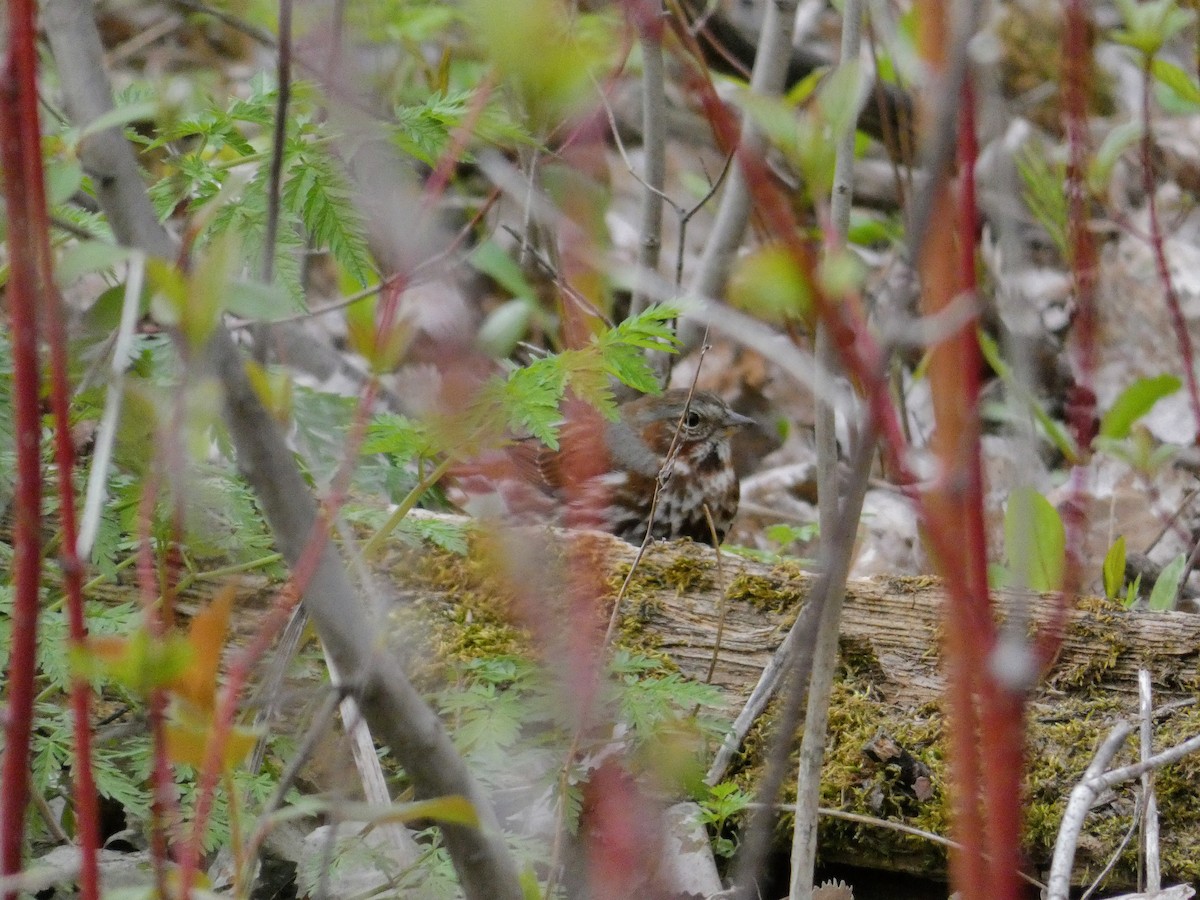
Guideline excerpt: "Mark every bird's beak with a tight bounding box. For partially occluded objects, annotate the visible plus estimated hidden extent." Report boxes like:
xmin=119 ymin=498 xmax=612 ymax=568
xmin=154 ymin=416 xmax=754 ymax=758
xmin=723 ymin=409 xmax=756 ymax=430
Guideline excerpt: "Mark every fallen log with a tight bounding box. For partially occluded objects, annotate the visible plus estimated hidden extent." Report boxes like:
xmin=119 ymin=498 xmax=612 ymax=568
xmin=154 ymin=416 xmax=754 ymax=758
xmin=85 ymin=511 xmax=1200 ymax=889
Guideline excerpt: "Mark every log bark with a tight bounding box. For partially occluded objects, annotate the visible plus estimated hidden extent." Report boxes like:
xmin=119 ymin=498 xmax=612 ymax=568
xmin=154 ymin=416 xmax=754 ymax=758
xmin=86 ymin=511 xmax=1200 ymax=889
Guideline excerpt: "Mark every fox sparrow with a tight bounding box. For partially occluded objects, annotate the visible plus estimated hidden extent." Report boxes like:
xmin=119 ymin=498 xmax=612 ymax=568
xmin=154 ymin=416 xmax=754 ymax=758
xmin=452 ymin=389 xmax=753 ymax=545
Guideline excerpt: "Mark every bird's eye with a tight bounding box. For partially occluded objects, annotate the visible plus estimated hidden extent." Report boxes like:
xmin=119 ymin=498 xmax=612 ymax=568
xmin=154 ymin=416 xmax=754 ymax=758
xmin=684 ymin=410 xmax=702 ymax=429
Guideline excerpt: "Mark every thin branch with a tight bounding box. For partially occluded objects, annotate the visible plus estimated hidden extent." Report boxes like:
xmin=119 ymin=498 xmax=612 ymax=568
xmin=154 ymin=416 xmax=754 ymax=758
xmin=1049 ymin=722 xmax=1200 ymax=900
xmin=689 ymin=0 xmax=800 ymax=305
xmin=629 ymin=4 xmax=668 ymax=326
xmin=261 ymin=0 xmax=293 ymax=288
xmin=1138 ymin=667 xmax=1161 ymax=894
xmin=1047 ymin=722 xmax=1136 ymax=900
xmin=789 ymin=0 xmax=864 ymax=889
xmin=1139 ymin=54 xmax=1200 ymax=436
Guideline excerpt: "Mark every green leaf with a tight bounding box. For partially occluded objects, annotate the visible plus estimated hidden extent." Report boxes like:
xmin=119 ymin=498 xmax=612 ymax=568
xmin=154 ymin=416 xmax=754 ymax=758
xmin=1089 ymin=121 xmax=1144 ymax=193
xmin=76 ymin=100 xmax=160 ymax=142
xmin=478 ymin=298 xmax=534 ymax=357
xmin=56 ymin=241 xmax=135 ymax=286
xmin=225 ymin=279 xmax=301 ymax=320
xmin=1099 ymin=374 xmax=1181 ymax=439
xmin=1102 ymin=536 xmax=1127 ymax=599
xmin=1112 ymin=0 xmax=1195 ymax=57
xmin=469 ymin=240 xmax=537 ymax=300
xmin=1148 ymin=552 xmax=1187 ymax=611
xmin=596 ymin=304 xmax=680 ymax=394
xmin=978 ymin=331 xmax=1079 ymax=462
xmin=280 ymin=144 xmax=373 ymax=288
xmin=465 ymin=0 xmax=612 ymax=124
xmin=1004 ymin=486 xmax=1065 ymax=592
xmin=814 ymin=58 xmax=867 ymax=146
xmin=728 ymin=245 xmax=814 ymax=324
xmin=362 ymin=413 xmax=433 ymax=460
xmin=46 ymin=157 xmax=84 ymax=207
xmin=1124 ymin=573 xmax=1143 ymax=608
xmin=1153 ymin=58 xmax=1200 ymax=109
xmin=1016 ymin=144 xmax=1068 ymax=257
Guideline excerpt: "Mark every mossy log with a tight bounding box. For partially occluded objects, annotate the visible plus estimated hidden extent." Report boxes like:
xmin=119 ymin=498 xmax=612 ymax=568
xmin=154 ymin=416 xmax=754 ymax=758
xmin=87 ymin=512 xmax=1200 ymax=889
xmin=385 ymin=513 xmax=1200 ymax=890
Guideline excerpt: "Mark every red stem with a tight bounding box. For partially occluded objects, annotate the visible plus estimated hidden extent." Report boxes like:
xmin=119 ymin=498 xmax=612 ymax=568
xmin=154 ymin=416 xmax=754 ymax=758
xmin=1139 ymin=59 xmax=1200 ymax=437
xmin=0 ymin=1 xmax=49 ymax=892
xmin=1037 ymin=0 xmax=1102 ymax=671
xmin=36 ymin=61 xmax=103 ymax=900
xmin=958 ymin=76 xmax=1027 ymax=900
xmin=134 ymin=472 xmax=179 ymax=895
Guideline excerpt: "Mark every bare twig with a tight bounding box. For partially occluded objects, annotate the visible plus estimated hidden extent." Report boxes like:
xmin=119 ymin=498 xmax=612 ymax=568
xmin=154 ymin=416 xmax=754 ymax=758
xmin=261 ymin=0 xmax=292 ymax=288
xmin=1139 ymin=670 xmax=1162 ymax=893
xmin=1048 ymin=721 xmax=1136 ymax=900
xmin=1048 ymin=722 xmax=1200 ymax=900
xmin=789 ymin=0 xmax=864 ymax=891
xmin=629 ymin=6 xmax=668 ymax=324
xmin=689 ymin=0 xmax=800 ymax=305
xmin=77 ymin=253 xmax=145 ymax=559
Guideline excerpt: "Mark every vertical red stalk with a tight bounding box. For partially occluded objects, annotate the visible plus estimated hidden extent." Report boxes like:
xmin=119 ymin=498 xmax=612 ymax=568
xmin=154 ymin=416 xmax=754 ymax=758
xmin=958 ymin=76 xmax=1027 ymax=899
xmin=1038 ymin=0 xmax=1102 ymax=672
xmin=1139 ymin=59 xmax=1200 ymax=437
xmin=0 ymin=0 xmax=45 ymax=892
xmin=1060 ymin=0 xmax=1099 ymax=453
xmin=912 ymin=3 xmax=1026 ymax=894
xmin=133 ymin=474 xmax=178 ymax=897
xmin=679 ymin=19 xmax=1024 ymax=893
xmin=38 ymin=66 xmax=104 ymax=900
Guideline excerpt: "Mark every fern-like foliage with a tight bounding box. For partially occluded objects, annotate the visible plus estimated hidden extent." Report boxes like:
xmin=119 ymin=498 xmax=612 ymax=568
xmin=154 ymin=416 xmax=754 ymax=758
xmin=393 ymin=88 xmax=532 ymax=166
xmin=280 ymin=137 xmax=373 ymax=288
xmin=501 ymin=303 xmax=681 ymax=447
xmin=145 ymin=74 xmax=374 ymax=308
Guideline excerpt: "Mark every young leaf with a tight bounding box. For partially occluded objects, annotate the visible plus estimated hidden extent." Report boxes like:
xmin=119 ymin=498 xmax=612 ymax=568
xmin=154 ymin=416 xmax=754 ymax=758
xmin=165 ymin=714 xmax=258 ymax=770
xmin=1124 ymin=573 xmax=1143 ymax=608
xmin=1098 ymin=374 xmax=1181 ymax=439
xmin=1148 ymin=552 xmax=1187 ymax=611
xmin=172 ymin=586 xmax=236 ymax=714
xmin=978 ymin=330 xmax=1080 ymax=462
xmin=1103 ymin=535 xmax=1127 ymax=599
xmin=728 ymin=244 xmax=814 ymax=324
xmin=1004 ymin=486 xmax=1065 ymax=592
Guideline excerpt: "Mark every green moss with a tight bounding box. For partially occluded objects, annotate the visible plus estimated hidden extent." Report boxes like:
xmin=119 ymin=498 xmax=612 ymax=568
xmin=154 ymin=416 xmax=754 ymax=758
xmin=837 ymin=635 xmax=887 ymax=683
xmin=1047 ymin=601 xmax=1129 ymax=690
xmin=727 ymin=570 xmax=809 ymax=615
xmin=880 ymin=575 xmax=941 ymax=594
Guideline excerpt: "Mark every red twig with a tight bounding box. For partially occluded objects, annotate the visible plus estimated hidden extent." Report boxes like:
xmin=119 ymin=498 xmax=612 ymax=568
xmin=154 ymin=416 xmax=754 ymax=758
xmin=914 ymin=50 xmax=995 ymax=893
xmin=1039 ymin=0 xmax=1101 ymax=671
xmin=134 ymin=473 xmax=179 ymax=896
xmin=957 ymin=75 xmax=1026 ymax=900
xmin=0 ymin=0 xmax=53 ymax=893
xmin=39 ymin=70 xmax=104 ymax=900
xmin=1139 ymin=58 xmax=1200 ymax=438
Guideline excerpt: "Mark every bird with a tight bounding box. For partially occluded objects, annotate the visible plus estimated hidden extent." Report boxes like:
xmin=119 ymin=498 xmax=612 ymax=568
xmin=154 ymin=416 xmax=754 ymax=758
xmin=450 ymin=389 xmax=754 ymax=546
